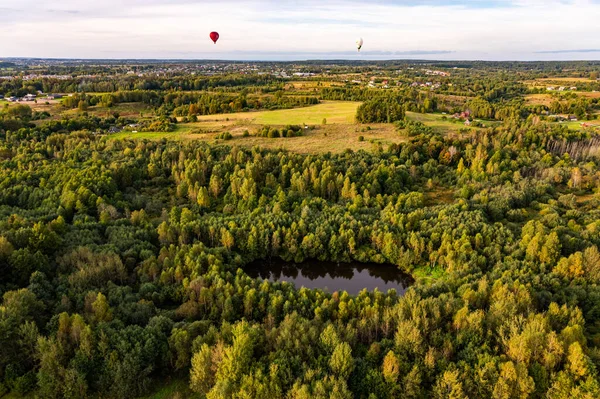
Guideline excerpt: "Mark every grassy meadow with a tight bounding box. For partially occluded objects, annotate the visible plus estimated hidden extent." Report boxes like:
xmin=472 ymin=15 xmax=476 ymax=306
xmin=193 ymin=101 xmax=359 ymax=125
xmin=405 ymin=112 xmax=497 ymax=134
xmin=111 ymin=101 xmax=400 ymax=154
xmin=108 ymin=102 xmax=503 ymax=153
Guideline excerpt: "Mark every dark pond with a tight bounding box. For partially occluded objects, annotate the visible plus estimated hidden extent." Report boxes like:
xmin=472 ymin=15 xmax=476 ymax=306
xmin=245 ymin=259 xmax=413 ymax=295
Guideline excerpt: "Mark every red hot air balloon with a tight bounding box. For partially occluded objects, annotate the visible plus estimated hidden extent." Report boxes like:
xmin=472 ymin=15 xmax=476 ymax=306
xmin=210 ymin=32 xmax=219 ymax=44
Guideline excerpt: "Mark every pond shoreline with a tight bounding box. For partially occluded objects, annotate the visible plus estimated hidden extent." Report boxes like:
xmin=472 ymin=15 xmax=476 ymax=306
xmin=244 ymin=258 xmax=414 ymax=295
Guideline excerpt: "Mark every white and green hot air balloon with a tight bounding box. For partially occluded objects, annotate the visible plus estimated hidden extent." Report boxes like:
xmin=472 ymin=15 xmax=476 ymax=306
xmin=356 ymin=38 xmax=363 ymax=52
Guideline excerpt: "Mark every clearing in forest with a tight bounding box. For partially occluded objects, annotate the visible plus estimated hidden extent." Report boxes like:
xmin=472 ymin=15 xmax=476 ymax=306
xmin=110 ymin=101 xmax=411 ymax=153
xmin=110 ymin=104 xmax=496 ymax=151
xmin=405 ymin=112 xmax=495 ymax=134
xmin=194 ymin=101 xmax=360 ymax=125
xmin=111 ymin=122 xmax=405 ymax=154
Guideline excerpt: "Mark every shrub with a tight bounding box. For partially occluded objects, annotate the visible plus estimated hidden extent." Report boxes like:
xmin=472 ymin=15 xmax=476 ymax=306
xmin=216 ymin=132 xmax=232 ymax=140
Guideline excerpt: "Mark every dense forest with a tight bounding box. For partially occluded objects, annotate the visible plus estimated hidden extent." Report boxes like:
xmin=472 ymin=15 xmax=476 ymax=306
xmin=1 ymin=60 xmax=600 ymax=398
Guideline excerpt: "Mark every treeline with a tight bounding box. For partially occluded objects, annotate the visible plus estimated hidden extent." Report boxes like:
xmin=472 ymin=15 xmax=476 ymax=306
xmin=0 ymin=110 xmax=135 ymax=140
xmin=356 ymin=99 xmax=405 ymax=123
xmin=323 ymin=82 xmax=598 ymax=123
xmin=59 ymin=90 xmax=320 ymax=116
xmin=437 ymin=74 xmax=528 ymax=101
xmin=0 ymin=74 xmax=284 ymax=97
xmin=547 ymin=96 xmax=599 ymax=120
xmin=171 ymin=93 xmax=319 ymax=116
xmin=529 ymin=80 xmax=600 ymax=93
xmin=464 ymin=97 xmax=529 ymax=120
xmin=321 ymin=88 xmax=437 ymax=114
xmin=465 ymin=96 xmax=600 ymax=121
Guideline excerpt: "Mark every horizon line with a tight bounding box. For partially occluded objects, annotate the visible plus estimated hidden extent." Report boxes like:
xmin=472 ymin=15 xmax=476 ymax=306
xmin=3 ymin=57 xmax=600 ymax=63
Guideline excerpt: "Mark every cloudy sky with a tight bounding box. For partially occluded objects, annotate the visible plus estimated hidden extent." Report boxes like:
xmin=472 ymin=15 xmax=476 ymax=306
xmin=1 ymin=0 xmax=600 ymax=60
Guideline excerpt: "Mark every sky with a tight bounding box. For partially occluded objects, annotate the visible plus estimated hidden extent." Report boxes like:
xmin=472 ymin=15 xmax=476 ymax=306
xmin=1 ymin=0 xmax=600 ymax=61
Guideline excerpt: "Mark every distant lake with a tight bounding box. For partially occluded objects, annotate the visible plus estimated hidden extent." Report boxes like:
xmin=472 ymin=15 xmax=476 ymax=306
xmin=245 ymin=259 xmax=413 ymax=295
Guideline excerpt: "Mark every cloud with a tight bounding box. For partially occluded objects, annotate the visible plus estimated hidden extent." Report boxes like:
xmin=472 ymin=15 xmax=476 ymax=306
xmin=535 ymin=49 xmax=600 ymax=54
xmin=46 ymin=9 xmax=81 ymax=14
xmin=0 ymin=0 xmax=599 ymax=60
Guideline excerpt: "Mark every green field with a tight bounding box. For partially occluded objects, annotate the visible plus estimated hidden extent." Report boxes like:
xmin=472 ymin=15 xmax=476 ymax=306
xmin=195 ymin=101 xmax=360 ymax=125
xmin=67 ymin=102 xmax=156 ymax=119
xmin=107 ymin=103 xmax=506 ymax=153
xmin=553 ymin=120 xmax=600 ymax=131
xmin=110 ymin=130 xmax=191 ymax=140
xmin=405 ymin=112 xmax=496 ymax=134
xmin=110 ymin=122 xmax=405 ymax=154
xmin=561 ymin=121 xmax=584 ymax=130
xmin=108 ymin=101 xmax=413 ymax=154
xmin=109 ymin=103 xmax=488 ymax=153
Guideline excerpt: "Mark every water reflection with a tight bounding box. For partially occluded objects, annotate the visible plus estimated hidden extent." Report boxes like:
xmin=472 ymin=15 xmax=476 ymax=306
xmin=245 ymin=259 xmax=413 ymax=295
